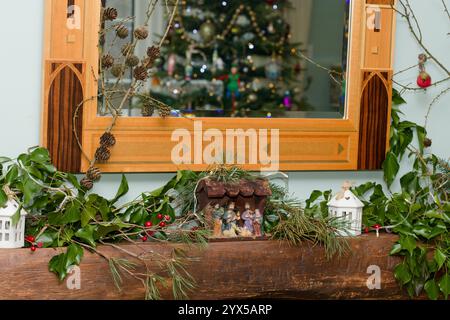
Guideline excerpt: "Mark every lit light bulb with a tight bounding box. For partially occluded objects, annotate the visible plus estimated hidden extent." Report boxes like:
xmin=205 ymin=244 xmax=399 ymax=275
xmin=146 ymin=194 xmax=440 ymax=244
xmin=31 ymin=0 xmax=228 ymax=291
xmin=193 ymin=29 xmax=198 ymax=34
xmin=248 ymin=43 xmax=255 ymax=50
xmin=273 ymin=4 xmax=278 ymax=10
xmin=174 ymin=23 xmax=180 ymax=28
xmin=222 ymin=1 xmax=227 ymax=6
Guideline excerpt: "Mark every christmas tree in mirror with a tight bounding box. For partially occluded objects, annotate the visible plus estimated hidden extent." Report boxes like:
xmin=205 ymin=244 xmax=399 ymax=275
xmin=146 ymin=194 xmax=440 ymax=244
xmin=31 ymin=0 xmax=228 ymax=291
xmin=150 ymin=0 xmax=305 ymax=118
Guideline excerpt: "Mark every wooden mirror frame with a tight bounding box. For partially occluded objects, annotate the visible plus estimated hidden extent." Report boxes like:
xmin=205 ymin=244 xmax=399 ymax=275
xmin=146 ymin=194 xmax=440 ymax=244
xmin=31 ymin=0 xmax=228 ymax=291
xmin=41 ymin=0 xmax=397 ymax=173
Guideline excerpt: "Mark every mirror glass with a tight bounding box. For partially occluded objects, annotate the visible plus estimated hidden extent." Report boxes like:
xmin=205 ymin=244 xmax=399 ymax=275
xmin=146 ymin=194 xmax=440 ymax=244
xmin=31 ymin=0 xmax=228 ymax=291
xmin=99 ymin=0 xmax=351 ymax=119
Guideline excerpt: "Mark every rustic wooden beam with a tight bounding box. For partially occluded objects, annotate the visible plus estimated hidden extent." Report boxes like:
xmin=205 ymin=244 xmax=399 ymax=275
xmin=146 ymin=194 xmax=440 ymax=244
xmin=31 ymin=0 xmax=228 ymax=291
xmin=0 ymin=234 xmax=411 ymax=300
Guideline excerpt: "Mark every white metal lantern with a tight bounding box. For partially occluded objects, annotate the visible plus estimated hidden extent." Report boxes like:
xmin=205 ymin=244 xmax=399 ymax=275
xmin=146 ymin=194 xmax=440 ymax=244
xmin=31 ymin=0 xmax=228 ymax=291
xmin=0 ymin=199 xmax=27 ymax=248
xmin=327 ymin=182 xmax=364 ymax=237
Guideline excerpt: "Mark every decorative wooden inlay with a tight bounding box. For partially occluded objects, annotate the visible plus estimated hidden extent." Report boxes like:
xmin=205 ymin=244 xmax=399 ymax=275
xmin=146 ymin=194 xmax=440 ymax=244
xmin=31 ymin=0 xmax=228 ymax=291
xmin=47 ymin=64 xmax=84 ymax=172
xmin=358 ymin=71 xmax=391 ymax=170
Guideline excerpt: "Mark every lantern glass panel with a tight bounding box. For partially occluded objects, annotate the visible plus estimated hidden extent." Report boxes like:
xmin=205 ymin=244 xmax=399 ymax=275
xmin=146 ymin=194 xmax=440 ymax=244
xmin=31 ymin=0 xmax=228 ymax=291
xmin=5 ymin=221 xmax=10 ymax=230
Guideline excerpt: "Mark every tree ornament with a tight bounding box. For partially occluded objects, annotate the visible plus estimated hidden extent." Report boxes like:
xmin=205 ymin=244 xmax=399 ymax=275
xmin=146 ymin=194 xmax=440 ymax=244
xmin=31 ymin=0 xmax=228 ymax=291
xmin=141 ymin=103 xmax=155 ymax=117
xmin=86 ymin=166 xmax=102 ymax=181
xmin=103 ymin=7 xmax=118 ymax=21
xmin=200 ymin=20 xmax=216 ymax=42
xmin=95 ymin=146 xmax=111 ymax=162
xmin=283 ymin=90 xmax=292 ymax=110
xmin=158 ymin=105 xmax=172 ymax=118
xmin=80 ymin=177 xmax=94 ymax=190
xmin=265 ymin=57 xmax=281 ymax=80
xmin=417 ymin=71 xmax=432 ymax=88
xmin=266 ymin=0 xmax=277 ymax=5
xmin=424 ymin=138 xmax=432 ymax=148
xmin=110 ymin=65 xmax=124 ymax=78
xmin=133 ymin=66 xmax=148 ymax=81
xmin=100 ymin=132 xmax=116 ymax=147
xmin=294 ymin=62 xmax=301 ymax=75
xmin=121 ymin=43 xmax=133 ymax=56
xmin=125 ymin=55 xmax=139 ymax=67
xmin=247 ymin=93 xmax=257 ymax=103
xmin=101 ymin=54 xmax=114 ymax=69
xmin=167 ymin=53 xmax=176 ymax=76
xmin=267 ymin=22 xmax=275 ymax=34
xmin=151 ymin=77 xmax=161 ymax=87
xmin=116 ymin=25 xmax=129 ymax=39
xmin=134 ymin=26 xmax=149 ymax=40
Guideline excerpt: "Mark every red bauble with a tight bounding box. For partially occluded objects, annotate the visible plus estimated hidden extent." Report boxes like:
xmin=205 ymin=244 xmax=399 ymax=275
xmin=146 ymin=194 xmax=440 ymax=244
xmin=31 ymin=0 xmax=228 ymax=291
xmin=159 ymin=221 xmax=166 ymax=227
xmin=266 ymin=0 xmax=276 ymax=5
xmin=144 ymin=221 xmax=152 ymax=228
xmin=373 ymin=224 xmax=381 ymax=230
xmin=157 ymin=213 xmax=163 ymax=220
xmin=417 ymin=72 xmax=432 ymax=88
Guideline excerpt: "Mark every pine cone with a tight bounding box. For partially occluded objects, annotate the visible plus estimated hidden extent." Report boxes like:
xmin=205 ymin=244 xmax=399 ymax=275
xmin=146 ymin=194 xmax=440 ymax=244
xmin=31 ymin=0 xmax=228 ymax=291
xmin=101 ymin=54 xmax=114 ymax=69
xmin=158 ymin=105 xmax=172 ymax=118
xmin=95 ymin=146 xmax=111 ymax=162
xmin=86 ymin=166 xmax=102 ymax=182
xmin=141 ymin=104 xmax=155 ymax=117
xmin=103 ymin=7 xmax=118 ymax=21
xmin=125 ymin=55 xmax=139 ymax=67
xmin=111 ymin=65 xmax=124 ymax=78
xmin=134 ymin=66 xmax=148 ymax=81
xmin=116 ymin=25 xmax=129 ymax=39
xmin=121 ymin=43 xmax=133 ymax=56
xmin=147 ymin=46 xmax=160 ymax=60
xmin=80 ymin=177 xmax=94 ymax=190
xmin=134 ymin=27 xmax=149 ymax=40
xmin=100 ymin=132 xmax=116 ymax=147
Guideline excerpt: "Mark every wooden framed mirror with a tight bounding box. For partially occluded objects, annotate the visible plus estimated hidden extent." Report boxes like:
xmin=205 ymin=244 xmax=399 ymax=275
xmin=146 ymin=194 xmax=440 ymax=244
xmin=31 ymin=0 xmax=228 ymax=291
xmin=41 ymin=0 xmax=397 ymax=173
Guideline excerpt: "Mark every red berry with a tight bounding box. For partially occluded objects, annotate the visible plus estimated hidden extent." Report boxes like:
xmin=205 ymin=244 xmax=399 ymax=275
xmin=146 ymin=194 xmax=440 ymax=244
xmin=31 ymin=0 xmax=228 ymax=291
xmin=157 ymin=213 xmax=163 ymax=220
xmin=364 ymin=227 xmax=369 ymax=234
xmin=142 ymin=235 xmax=148 ymax=242
xmin=30 ymin=246 xmax=37 ymax=252
xmin=159 ymin=221 xmax=166 ymax=227
xmin=146 ymin=231 xmax=155 ymax=237
xmin=373 ymin=224 xmax=381 ymax=230
xmin=144 ymin=221 xmax=152 ymax=228
xmin=164 ymin=215 xmax=171 ymax=221
xmin=37 ymin=242 xmax=43 ymax=248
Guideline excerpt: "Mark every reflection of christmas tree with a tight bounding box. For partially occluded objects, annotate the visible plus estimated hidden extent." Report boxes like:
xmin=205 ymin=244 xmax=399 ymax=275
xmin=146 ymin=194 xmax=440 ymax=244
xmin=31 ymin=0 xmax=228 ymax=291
xmin=150 ymin=0 xmax=303 ymax=118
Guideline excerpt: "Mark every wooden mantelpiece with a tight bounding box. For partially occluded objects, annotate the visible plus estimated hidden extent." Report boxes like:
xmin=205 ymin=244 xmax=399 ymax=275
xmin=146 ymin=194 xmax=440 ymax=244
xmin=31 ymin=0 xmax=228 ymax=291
xmin=0 ymin=234 xmax=410 ymax=300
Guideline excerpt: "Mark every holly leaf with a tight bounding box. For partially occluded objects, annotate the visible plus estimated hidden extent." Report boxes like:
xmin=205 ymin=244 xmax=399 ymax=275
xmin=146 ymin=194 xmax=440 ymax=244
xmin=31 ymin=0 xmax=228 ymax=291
xmin=424 ymin=279 xmax=440 ymax=300
xmin=383 ymin=151 xmax=400 ymax=187
xmin=434 ymin=248 xmax=447 ymax=270
xmin=5 ymin=165 xmax=19 ymax=184
xmin=60 ymin=202 xmax=81 ymax=224
xmin=111 ymin=174 xmax=129 ymax=204
xmin=439 ymin=274 xmax=450 ymax=299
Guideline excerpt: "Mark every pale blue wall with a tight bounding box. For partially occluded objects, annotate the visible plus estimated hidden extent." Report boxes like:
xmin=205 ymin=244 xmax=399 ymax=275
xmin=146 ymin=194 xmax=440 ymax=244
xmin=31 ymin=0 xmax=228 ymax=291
xmin=0 ymin=0 xmax=448 ymax=203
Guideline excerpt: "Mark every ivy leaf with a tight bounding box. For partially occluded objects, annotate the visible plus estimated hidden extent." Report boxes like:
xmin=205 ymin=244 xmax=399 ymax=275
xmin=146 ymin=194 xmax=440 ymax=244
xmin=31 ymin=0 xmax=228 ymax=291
xmin=392 ymin=88 xmax=407 ymax=105
xmin=424 ymin=279 xmax=440 ymax=300
xmin=383 ymin=151 xmax=399 ymax=187
xmin=305 ymin=190 xmax=323 ymax=208
xmin=81 ymin=206 xmax=97 ymax=227
xmin=390 ymin=243 xmax=402 ymax=255
xmin=394 ymin=263 xmax=412 ymax=285
xmin=49 ymin=244 xmax=84 ymax=281
xmin=415 ymin=126 xmax=426 ymax=154
xmin=399 ymin=236 xmax=416 ymax=255
xmin=36 ymin=231 xmax=56 ymax=248
xmin=5 ymin=165 xmax=19 ymax=184
xmin=130 ymin=207 xmax=146 ymax=224
xmin=60 ymin=202 xmax=81 ymax=224
xmin=0 ymin=189 xmax=8 ymax=207
xmin=11 ymin=205 xmax=21 ymax=226
xmin=400 ymin=171 xmax=419 ymax=194
xmin=75 ymin=225 xmax=97 ymax=247
xmin=0 ymin=157 xmax=11 ymax=164
xmin=30 ymin=148 xmax=50 ymax=164
xmin=22 ymin=177 xmax=41 ymax=205
xmin=434 ymin=248 xmax=447 ymax=269
xmin=439 ymin=274 xmax=450 ymax=299
xmin=111 ymin=174 xmax=129 ymax=204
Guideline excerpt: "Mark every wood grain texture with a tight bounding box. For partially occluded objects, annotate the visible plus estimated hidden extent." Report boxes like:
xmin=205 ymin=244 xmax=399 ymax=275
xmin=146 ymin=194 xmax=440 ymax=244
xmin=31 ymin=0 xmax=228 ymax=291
xmin=47 ymin=65 xmax=84 ymax=172
xmin=0 ymin=234 xmax=414 ymax=300
xmin=358 ymin=71 xmax=392 ymax=170
xmin=366 ymin=0 xmax=394 ymax=5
